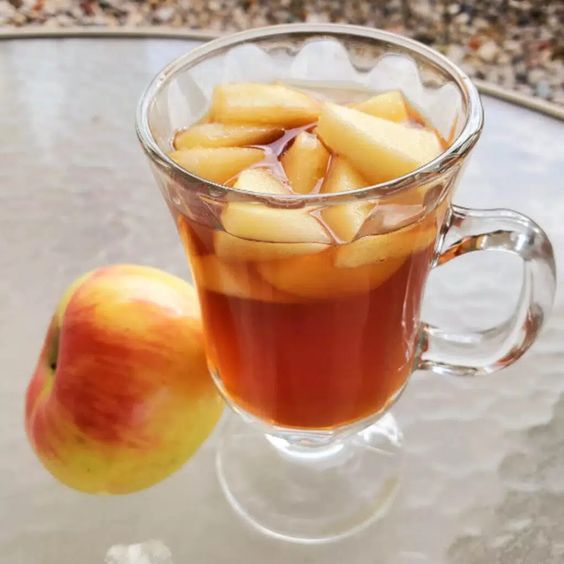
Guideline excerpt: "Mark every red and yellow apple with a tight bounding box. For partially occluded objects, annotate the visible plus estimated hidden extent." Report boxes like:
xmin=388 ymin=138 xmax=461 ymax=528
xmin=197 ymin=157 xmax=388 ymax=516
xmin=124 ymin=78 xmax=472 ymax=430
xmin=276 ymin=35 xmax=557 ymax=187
xmin=25 ymin=264 xmax=223 ymax=494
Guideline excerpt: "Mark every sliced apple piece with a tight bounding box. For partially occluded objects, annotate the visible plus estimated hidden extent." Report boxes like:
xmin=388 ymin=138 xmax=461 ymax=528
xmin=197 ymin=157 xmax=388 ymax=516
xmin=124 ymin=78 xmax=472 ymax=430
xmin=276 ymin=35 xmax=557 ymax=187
xmin=212 ymin=83 xmax=320 ymax=128
xmin=222 ymin=170 xmax=327 ymax=258
xmin=353 ymin=91 xmax=409 ymax=122
xmin=258 ymin=249 xmax=405 ymax=299
xmin=191 ymin=255 xmax=291 ymax=302
xmin=321 ymin=156 xmax=368 ymax=194
xmin=316 ymin=103 xmax=443 ymax=184
xmin=169 ymin=147 xmax=264 ymax=184
xmin=281 ymin=132 xmax=330 ymax=194
xmin=335 ymin=220 xmax=437 ymax=269
xmin=234 ymin=168 xmax=289 ymax=194
xmin=222 ymin=167 xmax=331 ymax=247
xmin=214 ymin=231 xmax=327 ymax=262
xmin=222 ymin=203 xmax=331 ymax=244
xmin=320 ymin=157 xmax=372 ymax=241
xmin=174 ymin=123 xmax=284 ymax=149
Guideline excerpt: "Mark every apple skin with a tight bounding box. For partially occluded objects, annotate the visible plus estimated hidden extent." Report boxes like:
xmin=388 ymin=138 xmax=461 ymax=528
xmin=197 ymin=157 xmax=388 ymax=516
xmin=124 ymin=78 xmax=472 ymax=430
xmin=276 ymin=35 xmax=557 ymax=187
xmin=25 ymin=264 xmax=223 ymax=494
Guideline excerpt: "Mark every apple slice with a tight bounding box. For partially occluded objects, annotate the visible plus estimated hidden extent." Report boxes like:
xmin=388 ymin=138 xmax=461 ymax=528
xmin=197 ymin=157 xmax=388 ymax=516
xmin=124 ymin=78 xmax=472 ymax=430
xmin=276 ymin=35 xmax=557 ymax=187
xmin=321 ymin=156 xmax=368 ymax=194
xmin=353 ymin=91 xmax=409 ymax=122
xmin=221 ymin=168 xmax=331 ymax=253
xmin=234 ymin=168 xmax=289 ymax=194
xmin=191 ymin=255 xmax=290 ymax=302
xmin=258 ymin=249 xmax=405 ymax=299
xmin=222 ymin=204 xmax=331 ymax=244
xmin=320 ymin=157 xmax=372 ymax=241
xmin=281 ymin=132 xmax=330 ymax=194
xmin=212 ymin=83 xmax=320 ymax=128
xmin=214 ymin=231 xmax=327 ymax=262
xmin=174 ymin=123 xmax=284 ymax=149
xmin=316 ymin=103 xmax=443 ymax=184
xmin=169 ymin=147 xmax=264 ymax=184
xmin=335 ymin=220 xmax=438 ymax=268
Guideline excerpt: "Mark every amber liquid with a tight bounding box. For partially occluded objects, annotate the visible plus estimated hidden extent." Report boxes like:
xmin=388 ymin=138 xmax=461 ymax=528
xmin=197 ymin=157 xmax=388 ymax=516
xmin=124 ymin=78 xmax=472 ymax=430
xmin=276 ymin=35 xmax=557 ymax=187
xmin=172 ymin=88 xmax=447 ymax=430
xmin=177 ymin=215 xmax=436 ymax=429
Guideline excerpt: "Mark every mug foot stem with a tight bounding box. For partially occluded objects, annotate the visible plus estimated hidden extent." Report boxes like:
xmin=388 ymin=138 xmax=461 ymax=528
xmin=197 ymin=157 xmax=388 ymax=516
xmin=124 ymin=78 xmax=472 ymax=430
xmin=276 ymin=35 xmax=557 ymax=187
xmin=216 ymin=412 xmax=404 ymax=544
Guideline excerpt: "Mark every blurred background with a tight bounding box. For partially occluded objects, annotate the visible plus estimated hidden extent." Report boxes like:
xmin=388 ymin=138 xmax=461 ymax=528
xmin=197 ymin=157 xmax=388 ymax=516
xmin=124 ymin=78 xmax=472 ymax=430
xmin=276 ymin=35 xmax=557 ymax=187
xmin=1 ymin=0 xmax=562 ymax=106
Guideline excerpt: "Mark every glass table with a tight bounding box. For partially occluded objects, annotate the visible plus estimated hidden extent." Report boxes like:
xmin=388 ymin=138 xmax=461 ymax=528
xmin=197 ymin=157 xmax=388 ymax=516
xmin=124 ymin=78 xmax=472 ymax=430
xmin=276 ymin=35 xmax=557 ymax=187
xmin=1 ymin=33 xmax=563 ymax=564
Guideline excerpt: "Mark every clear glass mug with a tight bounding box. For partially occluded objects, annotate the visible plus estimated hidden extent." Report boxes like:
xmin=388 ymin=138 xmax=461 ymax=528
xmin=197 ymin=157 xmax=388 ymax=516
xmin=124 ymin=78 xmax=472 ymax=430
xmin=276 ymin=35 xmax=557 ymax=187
xmin=137 ymin=24 xmax=556 ymax=543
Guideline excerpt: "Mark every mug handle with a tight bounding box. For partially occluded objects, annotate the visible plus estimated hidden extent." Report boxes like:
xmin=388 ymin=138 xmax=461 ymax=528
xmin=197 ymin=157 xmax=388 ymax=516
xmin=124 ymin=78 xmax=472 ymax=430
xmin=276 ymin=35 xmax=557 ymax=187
xmin=419 ymin=205 xmax=556 ymax=376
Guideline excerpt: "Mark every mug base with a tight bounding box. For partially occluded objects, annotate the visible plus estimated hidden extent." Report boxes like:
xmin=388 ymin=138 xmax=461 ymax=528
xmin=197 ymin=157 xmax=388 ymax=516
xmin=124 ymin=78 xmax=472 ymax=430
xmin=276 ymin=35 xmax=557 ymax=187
xmin=216 ymin=412 xmax=404 ymax=544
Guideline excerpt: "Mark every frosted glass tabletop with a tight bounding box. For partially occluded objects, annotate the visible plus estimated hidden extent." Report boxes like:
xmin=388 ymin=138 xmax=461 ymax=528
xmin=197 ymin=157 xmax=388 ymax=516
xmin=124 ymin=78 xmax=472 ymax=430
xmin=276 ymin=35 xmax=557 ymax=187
xmin=0 ymin=36 xmax=563 ymax=564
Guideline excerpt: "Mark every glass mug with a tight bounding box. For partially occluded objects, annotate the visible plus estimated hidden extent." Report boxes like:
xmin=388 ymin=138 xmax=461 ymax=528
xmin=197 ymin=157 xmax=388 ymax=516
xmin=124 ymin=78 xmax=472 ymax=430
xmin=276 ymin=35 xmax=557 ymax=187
xmin=137 ymin=24 xmax=555 ymax=542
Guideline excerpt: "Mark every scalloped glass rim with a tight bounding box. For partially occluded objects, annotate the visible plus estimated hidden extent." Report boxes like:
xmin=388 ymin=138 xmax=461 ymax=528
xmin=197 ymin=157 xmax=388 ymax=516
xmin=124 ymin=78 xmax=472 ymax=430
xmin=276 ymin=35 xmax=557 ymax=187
xmin=136 ymin=23 xmax=483 ymax=205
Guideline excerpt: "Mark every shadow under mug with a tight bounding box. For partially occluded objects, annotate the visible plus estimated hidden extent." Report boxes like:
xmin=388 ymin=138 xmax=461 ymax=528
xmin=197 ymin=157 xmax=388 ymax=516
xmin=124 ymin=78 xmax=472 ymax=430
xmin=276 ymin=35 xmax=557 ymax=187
xmin=137 ymin=24 xmax=556 ymax=543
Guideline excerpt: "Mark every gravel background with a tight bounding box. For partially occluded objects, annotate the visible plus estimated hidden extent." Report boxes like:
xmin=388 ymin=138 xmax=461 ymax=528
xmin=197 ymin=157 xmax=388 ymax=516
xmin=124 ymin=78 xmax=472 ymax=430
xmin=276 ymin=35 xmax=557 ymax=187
xmin=1 ymin=0 xmax=563 ymax=105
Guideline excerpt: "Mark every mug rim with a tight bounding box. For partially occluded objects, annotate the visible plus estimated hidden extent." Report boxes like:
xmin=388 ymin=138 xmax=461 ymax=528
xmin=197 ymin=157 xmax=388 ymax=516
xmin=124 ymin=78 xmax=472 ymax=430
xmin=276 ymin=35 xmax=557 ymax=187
xmin=136 ymin=23 xmax=484 ymax=204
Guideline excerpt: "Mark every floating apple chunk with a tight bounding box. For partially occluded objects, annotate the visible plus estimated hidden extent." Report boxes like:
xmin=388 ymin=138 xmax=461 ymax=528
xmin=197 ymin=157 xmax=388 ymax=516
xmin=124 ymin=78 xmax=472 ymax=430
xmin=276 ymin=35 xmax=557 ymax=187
xmin=316 ymin=103 xmax=443 ymax=184
xmin=25 ymin=265 xmax=223 ymax=494
xmin=214 ymin=231 xmax=327 ymax=262
xmin=222 ymin=167 xmax=329 ymax=243
xmin=222 ymin=204 xmax=331 ymax=244
xmin=335 ymin=217 xmax=438 ymax=268
xmin=215 ymin=168 xmax=328 ymax=260
xmin=281 ymin=131 xmax=330 ymax=194
xmin=257 ymin=249 xmax=405 ymax=300
xmin=191 ymin=255 xmax=290 ymax=302
xmin=353 ymin=90 xmax=409 ymax=122
xmin=169 ymin=147 xmax=264 ymax=184
xmin=234 ymin=168 xmax=289 ymax=195
xmin=212 ymin=83 xmax=320 ymax=127
xmin=174 ymin=123 xmax=284 ymax=149
xmin=321 ymin=157 xmax=372 ymax=242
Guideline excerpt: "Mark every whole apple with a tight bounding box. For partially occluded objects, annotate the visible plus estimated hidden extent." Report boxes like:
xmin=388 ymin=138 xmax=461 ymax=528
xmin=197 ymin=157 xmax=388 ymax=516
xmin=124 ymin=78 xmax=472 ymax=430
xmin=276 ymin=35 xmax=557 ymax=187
xmin=25 ymin=264 xmax=223 ymax=494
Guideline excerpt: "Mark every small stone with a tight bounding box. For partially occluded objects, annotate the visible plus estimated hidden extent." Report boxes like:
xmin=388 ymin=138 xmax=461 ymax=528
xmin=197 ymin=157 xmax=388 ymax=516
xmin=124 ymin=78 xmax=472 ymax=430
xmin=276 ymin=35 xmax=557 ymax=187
xmin=468 ymin=35 xmax=482 ymax=51
xmin=497 ymin=52 xmax=511 ymax=65
xmin=0 ymin=3 xmax=16 ymax=23
xmin=11 ymin=11 xmax=26 ymax=24
xmin=125 ymin=11 xmax=144 ymax=26
xmin=413 ymin=32 xmax=435 ymax=45
xmin=552 ymin=92 xmax=564 ymax=106
xmin=528 ymin=68 xmax=546 ymax=84
xmin=446 ymin=44 xmax=466 ymax=64
xmin=305 ymin=12 xmax=329 ymax=23
xmin=154 ymin=6 xmax=174 ymax=23
xmin=535 ymin=82 xmax=552 ymax=99
xmin=504 ymin=40 xmax=521 ymax=53
xmin=499 ymin=67 xmax=516 ymax=88
xmin=460 ymin=62 xmax=476 ymax=76
xmin=473 ymin=16 xmax=489 ymax=31
xmin=477 ymin=40 xmax=499 ymax=63
xmin=454 ymin=12 xmax=470 ymax=24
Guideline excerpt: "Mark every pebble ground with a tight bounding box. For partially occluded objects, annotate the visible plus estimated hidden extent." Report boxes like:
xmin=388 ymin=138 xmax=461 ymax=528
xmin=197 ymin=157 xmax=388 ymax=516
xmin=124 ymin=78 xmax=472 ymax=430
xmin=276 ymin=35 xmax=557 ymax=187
xmin=1 ymin=0 xmax=562 ymax=105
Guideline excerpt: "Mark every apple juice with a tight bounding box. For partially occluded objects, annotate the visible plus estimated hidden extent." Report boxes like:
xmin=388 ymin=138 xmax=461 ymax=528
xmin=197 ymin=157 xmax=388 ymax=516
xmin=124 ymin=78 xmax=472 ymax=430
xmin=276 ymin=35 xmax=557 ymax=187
xmin=168 ymin=83 xmax=449 ymax=429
